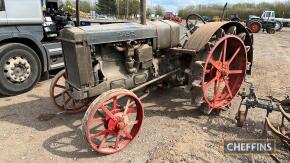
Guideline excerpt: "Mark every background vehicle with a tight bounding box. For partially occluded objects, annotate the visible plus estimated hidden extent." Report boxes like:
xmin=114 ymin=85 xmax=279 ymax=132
xmin=0 ymin=0 xmax=123 ymax=96
xmin=164 ymin=12 xmax=182 ymax=23
xmin=0 ymin=0 xmax=73 ymax=96
xmin=261 ymin=11 xmax=290 ymax=27
xmin=246 ymin=11 xmax=290 ymax=33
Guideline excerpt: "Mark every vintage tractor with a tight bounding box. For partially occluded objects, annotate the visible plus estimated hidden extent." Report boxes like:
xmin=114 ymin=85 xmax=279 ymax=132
xmin=50 ymin=0 xmax=254 ymax=155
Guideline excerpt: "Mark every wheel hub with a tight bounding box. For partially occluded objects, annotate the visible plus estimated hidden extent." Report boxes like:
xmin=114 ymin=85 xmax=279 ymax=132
xmin=220 ymin=64 xmax=229 ymax=77
xmin=4 ymin=57 xmax=31 ymax=83
xmin=107 ymin=112 xmax=128 ymax=132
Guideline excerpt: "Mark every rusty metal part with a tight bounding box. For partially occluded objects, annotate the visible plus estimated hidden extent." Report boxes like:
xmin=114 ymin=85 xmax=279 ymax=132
xmin=278 ymin=105 xmax=290 ymax=121
xmin=236 ymin=82 xmax=290 ymax=148
xmin=265 ymin=118 xmax=290 ymax=149
xmin=168 ymin=48 xmax=197 ymax=55
xmin=236 ymin=110 xmax=247 ymax=127
xmin=185 ymin=22 xmax=252 ymax=52
xmin=130 ymin=68 xmax=180 ymax=92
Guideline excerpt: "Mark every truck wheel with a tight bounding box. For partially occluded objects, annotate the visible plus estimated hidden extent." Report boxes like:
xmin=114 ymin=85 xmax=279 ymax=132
xmin=0 ymin=43 xmax=41 ymax=96
xmin=274 ymin=21 xmax=283 ymax=31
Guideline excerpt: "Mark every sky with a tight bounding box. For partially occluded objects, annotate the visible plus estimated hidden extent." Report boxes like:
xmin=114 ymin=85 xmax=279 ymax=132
xmin=147 ymin=0 xmax=287 ymax=13
xmin=84 ymin=0 xmax=287 ymax=13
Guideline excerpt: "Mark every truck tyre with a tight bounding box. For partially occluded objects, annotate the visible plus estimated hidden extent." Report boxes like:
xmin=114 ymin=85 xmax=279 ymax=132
xmin=274 ymin=21 xmax=283 ymax=31
xmin=0 ymin=43 xmax=41 ymax=96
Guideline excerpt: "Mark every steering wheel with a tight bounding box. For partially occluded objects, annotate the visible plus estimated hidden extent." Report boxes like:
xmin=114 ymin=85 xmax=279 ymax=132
xmin=186 ymin=13 xmax=206 ymax=30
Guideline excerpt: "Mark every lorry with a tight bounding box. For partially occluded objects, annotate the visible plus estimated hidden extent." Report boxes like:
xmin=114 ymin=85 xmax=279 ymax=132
xmin=261 ymin=11 xmax=290 ymax=27
xmin=0 ymin=0 xmax=72 ymax=96
xmin=0 ymin=0 xmax=122 ymax=96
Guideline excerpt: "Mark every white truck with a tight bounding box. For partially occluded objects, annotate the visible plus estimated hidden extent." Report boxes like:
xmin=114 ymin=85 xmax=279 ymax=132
xmin=0 ymin=0 xmax=74 ymax=96
xmin=261 ymin=11 xmax=290 ymax=27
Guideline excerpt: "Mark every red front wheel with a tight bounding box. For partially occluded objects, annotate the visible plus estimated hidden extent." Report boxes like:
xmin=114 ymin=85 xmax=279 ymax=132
xmin=82 ymin=89 xmax=144 ymax=155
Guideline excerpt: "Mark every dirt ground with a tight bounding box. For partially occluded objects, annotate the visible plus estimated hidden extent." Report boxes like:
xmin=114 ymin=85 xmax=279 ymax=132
xmin=0 ymin=28 xmax=290 ymax=163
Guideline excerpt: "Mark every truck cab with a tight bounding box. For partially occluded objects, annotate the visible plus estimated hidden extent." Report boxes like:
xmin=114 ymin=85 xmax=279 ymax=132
xmin=261 ymin=11 xmax=276 ymax=20
xmin=0 ymin=0 xmax=66 ymax=96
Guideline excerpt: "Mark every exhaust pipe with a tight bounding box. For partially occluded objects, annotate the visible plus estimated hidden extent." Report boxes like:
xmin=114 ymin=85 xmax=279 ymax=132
xmin=76 ymin=0 xmax=80 ymax=26
xmin=140 ymin=0 xmax=146 ymax=25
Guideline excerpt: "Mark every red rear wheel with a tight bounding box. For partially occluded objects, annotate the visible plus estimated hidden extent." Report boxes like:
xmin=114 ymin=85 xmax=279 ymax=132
xmin=250 ymin=22 xmax=261 ymax=33
xmin=50 ymin=70 xmax=90 ymax=114
xmin=82 ymin=89 xmax=144 ymax=154
xmin=202 ymin=36 xmax=247 ymax=109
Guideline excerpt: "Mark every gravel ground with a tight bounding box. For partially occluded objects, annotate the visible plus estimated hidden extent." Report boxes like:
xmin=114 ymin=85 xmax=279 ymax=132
xmin=0 ymin=28 xmax=290 ymax=163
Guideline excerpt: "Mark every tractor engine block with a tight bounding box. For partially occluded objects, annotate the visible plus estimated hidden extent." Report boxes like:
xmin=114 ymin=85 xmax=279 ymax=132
xmin=60 ymin=21 xmax=183 ymax=99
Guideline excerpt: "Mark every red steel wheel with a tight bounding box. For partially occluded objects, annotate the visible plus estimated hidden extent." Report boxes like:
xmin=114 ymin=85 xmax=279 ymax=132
xmin=249 ymin=22 xmax=261 ymax=33
xmin=82 ymin=89 xmax=144 ymax=154
xmin=50 ymin=69 xmax=90 ymax=114
xmin=202 ymin=35 xmax=247 ymax=109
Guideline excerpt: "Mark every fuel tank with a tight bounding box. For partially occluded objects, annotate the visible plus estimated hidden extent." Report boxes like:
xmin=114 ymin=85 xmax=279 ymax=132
xmin=60 ymin=20 xmax=181 ymax=49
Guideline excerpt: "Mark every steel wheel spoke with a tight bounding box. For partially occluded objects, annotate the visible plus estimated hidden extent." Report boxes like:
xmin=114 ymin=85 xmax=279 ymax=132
xmin=54 ymin=92 xmax=65 ymax=98
xmin=100 ymin=105 xmax=115 ymax=120
xmin=115 ymin=132 xmax=121 ymax=149
xmin=113 ymin=97 xmax=117 ymax=111
xmin=209 ymin=57 xmax=220 ymax=70
xmin=64 ymin=96 xmax=72 ymax=105
xmin=91 ymin=117 xmax=105 ymax=124
xmin=229 ymin=70 xmax=243 ymax=74
xmin=122 ymin=129 xmax=132 ymax=140
xmin=90 ymin=129 xmax=110 ymax=139
xmin=126 ymin=106 xmax=137 ymax=114
xmin=218 ymin=46 xmax=224 ymax=61
xmin=213 ymin=79 xmax=221 ymax=106
xmin=96 ymin=109 xmax=106 ymax=118
xmin=224 ymin=79 xmax=233 ymax=98
xmin=99 ymin=133 xmax=108 ymax=148
xmin=228 ymin=46 xmax=241 ymax=64
xmin=223 ymin=39 xmax=227 ymax=63
xmin=124 ymin=98 xmax=132 ymax=115
xmin=204 ymin=77 xmax=217 ymax=89
xmin=55 ymin=84 xmax=66 ymax=89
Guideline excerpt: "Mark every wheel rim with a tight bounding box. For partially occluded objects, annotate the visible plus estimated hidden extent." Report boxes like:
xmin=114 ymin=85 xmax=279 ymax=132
xmin=50 ymin=70 xmax=90 ymax=113
xmin=274 ymin=22 xmax=281 ymax=31
xmin=4 ymin=56 xmax=31 ymax=83
xmin=84 ymin=90 xmax=144 ymax=154
xmin=202 ymin=36 xmax=247 ymax=109
xmin=250 ymin=22 xmax=260 ymax=33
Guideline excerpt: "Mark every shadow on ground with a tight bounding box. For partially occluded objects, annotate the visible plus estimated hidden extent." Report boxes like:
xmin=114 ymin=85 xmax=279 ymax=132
xmin=0 ymin=86 xmax=275 ymax=159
